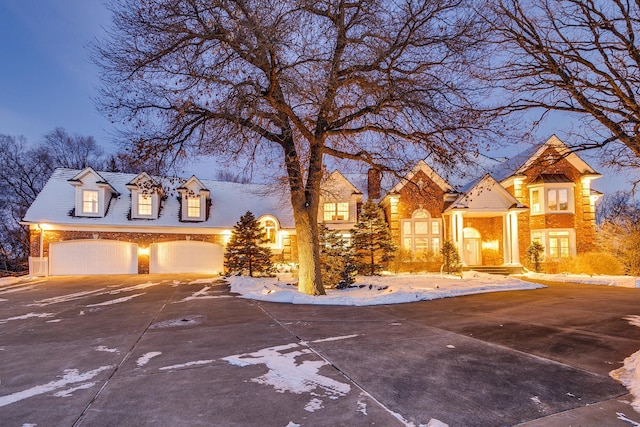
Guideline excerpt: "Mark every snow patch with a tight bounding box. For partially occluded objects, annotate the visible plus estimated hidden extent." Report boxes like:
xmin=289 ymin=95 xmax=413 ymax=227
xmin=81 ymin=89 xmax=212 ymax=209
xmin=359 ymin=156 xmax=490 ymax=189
xmin=525 ymin=272 xmax=639 ymax=288
xmin=32 ymin=288 xmax=107 ymax=306
xmin=611 ymin=317 xmax=640 ymax=412
xmin=176 ymin=285 xmax=232 ymax=302
xmin=357 ymin=394 xmax=368 ymax=415
xmin=0 ymin=312 xmax=54 ymax=324
xmin=0 ymin=366 xmax=112 ymax=407
xmin=53 ymin=382 xmax=96 ymax=397
xmin=95 ymin=346 xmax=118 ymax=353
xmin=618 ymin=412 xmax=640 ymax=426
xmin=285 ymin=423 xmax=300 ymax=427
xmin=222 ymin=339 xmax=352 ymax=411
xmin=137 ymin=352 xmax=162 ymax=367
xmin=304 ymin=397 xmax=323 ymax=412
xmin=427 ymin=419 xmax=450 ymax=427
xmin=159 ymin=360 xmax=215 ymax=371
xmin=227 ymin=273 xmax=543 ymax=306
xmin=86 ymin=293 xmax=145 ymax=307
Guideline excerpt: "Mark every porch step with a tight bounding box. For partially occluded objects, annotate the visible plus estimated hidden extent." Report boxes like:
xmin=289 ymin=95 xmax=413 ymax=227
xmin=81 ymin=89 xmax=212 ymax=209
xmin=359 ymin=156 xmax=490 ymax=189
xmin=465 ymin=266 xmax=511 ymax=276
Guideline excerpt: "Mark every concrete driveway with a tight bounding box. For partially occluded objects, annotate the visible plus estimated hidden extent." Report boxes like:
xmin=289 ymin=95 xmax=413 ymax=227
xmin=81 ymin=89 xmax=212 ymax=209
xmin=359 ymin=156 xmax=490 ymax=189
xmin=0 ymin=275 xmax=639 ymax=426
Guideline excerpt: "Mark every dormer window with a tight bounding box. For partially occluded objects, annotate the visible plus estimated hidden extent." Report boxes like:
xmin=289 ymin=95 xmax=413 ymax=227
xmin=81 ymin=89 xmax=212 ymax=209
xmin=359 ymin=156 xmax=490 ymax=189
xmin=186 ymin=197 xmax=201 ymax=218
xmin=126 ymin=172 xmax=163 ymax=220
xmin=82 ymin=190 xmax=99 ymax=214
xmin=69 ymin=167 xmax=118 ymax=218
xmin=177 ymin=176 xmax=209 ymax=222
xmin=137 ymin=193 xmax=153 ymax=216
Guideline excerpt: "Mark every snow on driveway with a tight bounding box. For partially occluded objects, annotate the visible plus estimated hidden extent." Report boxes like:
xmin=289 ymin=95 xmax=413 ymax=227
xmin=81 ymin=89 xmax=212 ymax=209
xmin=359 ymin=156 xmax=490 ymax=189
xmin=0 ymin=366 xmax=112 ymax=407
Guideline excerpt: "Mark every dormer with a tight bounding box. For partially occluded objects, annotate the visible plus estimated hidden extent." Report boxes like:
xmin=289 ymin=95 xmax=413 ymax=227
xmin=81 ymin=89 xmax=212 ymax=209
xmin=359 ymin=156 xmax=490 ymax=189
xmin=125 ymin=172 xmax=164 ymax=220
xmin=319 ymin=171 xmax=363 ymax=227
xmin=68 ymin=167 xmax=119 ymax=218
xmin=177 ymin=176 xmax=210 ymax=222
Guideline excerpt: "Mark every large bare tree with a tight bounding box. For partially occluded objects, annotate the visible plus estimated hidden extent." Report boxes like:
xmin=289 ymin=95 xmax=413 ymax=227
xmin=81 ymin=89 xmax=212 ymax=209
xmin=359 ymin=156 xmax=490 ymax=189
xmin=488 ymin=0 xmax=640 ymax=166
xmin=95 ymin=0 xmax=496 ymax=295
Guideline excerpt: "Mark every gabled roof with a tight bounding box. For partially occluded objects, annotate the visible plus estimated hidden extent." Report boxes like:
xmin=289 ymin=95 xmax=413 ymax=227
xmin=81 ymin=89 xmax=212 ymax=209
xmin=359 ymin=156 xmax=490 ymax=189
xmin=125 ymin=172 xmax=164 ymax=195
xmin=23 ymin=168 xmax=294 ymax=229
xmin=493 ymin=135 xmax=600 ymax=184
xmin=322 ymin=170 xmax=362 ymax=197
xmin=67 ymin=166 xmax=119 ymax=194
xmin=387 ymin=160 xmax=453 ymax=195
xmin=445 ymin=174 xmax=527 ymax=213
xmin=177 ymin=175 xmax=210 ymax=195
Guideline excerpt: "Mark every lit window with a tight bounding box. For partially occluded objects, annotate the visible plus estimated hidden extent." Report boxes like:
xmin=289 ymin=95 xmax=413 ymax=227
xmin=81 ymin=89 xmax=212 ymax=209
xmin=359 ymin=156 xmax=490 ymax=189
xmin=324 ymin=202 xmax=349 ymax=221
xmin=263 ymin=219 xmax=277 ymax=244
xmin=401 ymin=209 xmax=442 ymax=257
xmin=138 ymin=193 xmax=152 ymax=216
xmin=82 ymin=190 xmax=99 ymax=214
xmin=531 ymin=189 xmax=541 ymax=214
xmin=187 ymin=197 xmax=201 ymax=218
xmin=548 ymin=231 xmax=570 ymax=258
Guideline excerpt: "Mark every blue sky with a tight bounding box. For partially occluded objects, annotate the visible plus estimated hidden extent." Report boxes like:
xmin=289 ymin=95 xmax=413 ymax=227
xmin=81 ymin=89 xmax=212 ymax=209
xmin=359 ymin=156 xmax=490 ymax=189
xmin=0 ymin=0 xmax=114 ymax=147
xmin=0 ymin=1 xmax=636 ymax=192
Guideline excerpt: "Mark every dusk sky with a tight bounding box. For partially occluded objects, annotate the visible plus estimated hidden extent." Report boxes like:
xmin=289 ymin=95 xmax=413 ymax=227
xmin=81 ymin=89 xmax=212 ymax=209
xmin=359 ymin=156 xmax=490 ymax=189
xmin=0 ymin=0 xmax=637 ymax=192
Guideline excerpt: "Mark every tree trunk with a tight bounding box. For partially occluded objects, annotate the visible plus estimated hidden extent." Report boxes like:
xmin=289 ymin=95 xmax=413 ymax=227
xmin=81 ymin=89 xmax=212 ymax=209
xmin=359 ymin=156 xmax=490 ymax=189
xmin=294 ymin=208 xmax=325 ymax=296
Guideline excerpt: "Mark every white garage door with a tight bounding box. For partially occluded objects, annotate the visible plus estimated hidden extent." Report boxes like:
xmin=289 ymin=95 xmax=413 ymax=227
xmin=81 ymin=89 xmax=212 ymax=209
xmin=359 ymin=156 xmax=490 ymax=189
xmin=150 ymin=241 xmax=223 ymax=274
xmin=49 ymin=240 xmax=138 ymax=275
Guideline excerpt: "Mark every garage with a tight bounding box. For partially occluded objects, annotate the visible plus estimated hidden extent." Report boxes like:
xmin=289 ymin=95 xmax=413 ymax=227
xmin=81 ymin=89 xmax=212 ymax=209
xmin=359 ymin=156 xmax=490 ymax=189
xmin=150 ymin=240 xmax=223 ymax=274
xmin=49 ymin=240 xmax=138 ymax=275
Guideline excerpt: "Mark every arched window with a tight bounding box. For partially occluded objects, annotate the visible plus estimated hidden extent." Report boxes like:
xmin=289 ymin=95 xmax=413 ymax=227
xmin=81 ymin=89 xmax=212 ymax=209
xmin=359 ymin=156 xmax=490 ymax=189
xmin=400 ymin=209 xmax=442 ymax=258
xmin=258 ymin=216 xmax=280 ymax=246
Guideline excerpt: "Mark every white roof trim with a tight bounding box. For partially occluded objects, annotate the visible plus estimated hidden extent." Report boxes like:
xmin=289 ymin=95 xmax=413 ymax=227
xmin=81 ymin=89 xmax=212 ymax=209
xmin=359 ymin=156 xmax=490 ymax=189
xmin=388 ymin=160 xmax=452 ymax=195
xmin=517 ymin=135 xmax=599 ymax=175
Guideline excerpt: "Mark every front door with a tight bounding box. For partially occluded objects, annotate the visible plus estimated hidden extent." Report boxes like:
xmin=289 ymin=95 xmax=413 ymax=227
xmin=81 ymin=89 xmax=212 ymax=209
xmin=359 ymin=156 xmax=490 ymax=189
xmin=463 ymin=228 xmax=482 ymax=266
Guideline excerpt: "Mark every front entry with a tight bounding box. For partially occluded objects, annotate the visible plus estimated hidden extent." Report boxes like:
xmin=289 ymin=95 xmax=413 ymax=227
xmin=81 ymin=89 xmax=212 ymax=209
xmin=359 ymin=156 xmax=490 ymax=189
xmin=463 ymin=227 xmax=482 ymax=266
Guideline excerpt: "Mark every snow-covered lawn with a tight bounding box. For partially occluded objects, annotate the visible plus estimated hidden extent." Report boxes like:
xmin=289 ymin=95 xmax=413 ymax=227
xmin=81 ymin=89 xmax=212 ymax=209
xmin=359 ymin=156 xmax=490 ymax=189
xmin=227 ymin=271 xmax=544 ymax=306
xmin=523 ymin=272 xmax=640 ymax=288
xmin=228 ymin=270 xmax=640 ymax=306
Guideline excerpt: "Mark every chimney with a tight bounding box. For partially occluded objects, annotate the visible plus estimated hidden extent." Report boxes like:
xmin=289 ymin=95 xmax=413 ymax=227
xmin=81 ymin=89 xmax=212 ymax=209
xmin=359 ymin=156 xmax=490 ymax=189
xmin=367 ymin=168 xmax=382 ymax=200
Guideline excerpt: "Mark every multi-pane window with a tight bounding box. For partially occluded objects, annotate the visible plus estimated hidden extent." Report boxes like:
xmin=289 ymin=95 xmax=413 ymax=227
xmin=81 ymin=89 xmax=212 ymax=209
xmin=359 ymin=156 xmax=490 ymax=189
xmin=138 ymin=193 xmax=152 ymax=216
xmin=82 ymin=190 xmax=99 ymax=214
xmin=187 ymin=197 xmax=201 ymax=218
xmin=401 ymin=210 xmax=442 ymax=258
xmin=529 ymin=187 xmax=572 ymax=214
xmin=263 ymin=219 xmax=277 ymax=244
xmin=547 ymin=188 xmax=569 ymax=212
xmin=531 ymin=230 xmax=573 ymax=259
xmin=531 ymin=189 xmax=541 ymax=214
xmin=324 ymin=202 xmax=349 ymax=221
xmin=548 ymin=231 xmax=570 ymax=258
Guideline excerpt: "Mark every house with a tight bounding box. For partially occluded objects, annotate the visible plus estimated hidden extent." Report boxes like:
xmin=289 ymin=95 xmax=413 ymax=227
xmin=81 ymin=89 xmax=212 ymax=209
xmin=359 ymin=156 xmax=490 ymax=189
xmin=22 ymin=135 xmax=602 ymax=276
xmin=23 ymin=168 xmax=296 ymax=276
xmin=375 ymin=135 xmax=601 ymax=271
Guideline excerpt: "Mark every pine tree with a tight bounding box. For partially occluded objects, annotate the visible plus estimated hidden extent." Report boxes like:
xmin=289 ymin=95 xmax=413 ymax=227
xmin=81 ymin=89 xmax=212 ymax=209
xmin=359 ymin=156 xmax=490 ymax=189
xmin=440 ymin=241 xmax=461 ymax=275
xmin=350 ymin=200 xmax=396 ymax=276
xmin=319 ymin=224 xmax=351 ymax=288
xmin=224 ymin=211 xmax=274 ymax=277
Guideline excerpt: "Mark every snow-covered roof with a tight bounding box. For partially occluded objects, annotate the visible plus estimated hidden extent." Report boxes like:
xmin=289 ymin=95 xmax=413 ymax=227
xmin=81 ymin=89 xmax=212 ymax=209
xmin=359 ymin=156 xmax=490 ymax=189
xmin=23 ymin=168 xmax=295 ymax=229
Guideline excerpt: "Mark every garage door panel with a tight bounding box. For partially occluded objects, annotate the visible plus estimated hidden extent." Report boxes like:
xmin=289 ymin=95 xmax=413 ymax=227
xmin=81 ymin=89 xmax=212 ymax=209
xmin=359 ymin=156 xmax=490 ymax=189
xmin=150 ymin=241 xmax=223 ymax=274
xmin=50 ymin=240 xmax=138 ymax=275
